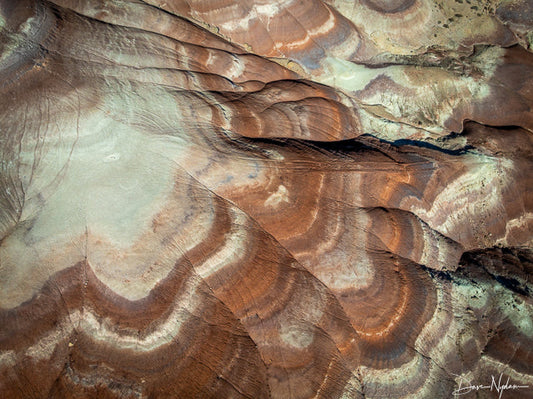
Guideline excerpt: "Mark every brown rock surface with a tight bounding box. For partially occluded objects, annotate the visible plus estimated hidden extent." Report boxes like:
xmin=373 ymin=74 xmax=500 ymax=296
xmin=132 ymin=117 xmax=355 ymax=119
xmin=0 ymin=0 xmax=532 ymax=398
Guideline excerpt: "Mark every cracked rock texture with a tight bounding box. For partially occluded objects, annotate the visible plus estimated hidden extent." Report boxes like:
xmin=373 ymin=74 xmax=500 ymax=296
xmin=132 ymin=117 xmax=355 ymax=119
xmin=0 ymin=0 xmax=532 ymax=398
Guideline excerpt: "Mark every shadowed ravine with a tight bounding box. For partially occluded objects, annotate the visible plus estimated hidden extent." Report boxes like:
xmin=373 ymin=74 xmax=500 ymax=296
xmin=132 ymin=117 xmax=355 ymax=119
xmin=0 ymin=0 xmax=532 ymax=398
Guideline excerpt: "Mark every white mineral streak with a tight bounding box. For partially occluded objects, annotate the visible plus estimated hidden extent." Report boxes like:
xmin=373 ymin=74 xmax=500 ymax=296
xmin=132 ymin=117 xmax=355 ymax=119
xmin=22 ymin=274 xmax=201 ymax=359
xmin=360 ymin=355 xmax=430 ymax=395
xmin=308 ymin=5 xmax=336 ymax=36
xmin=81 ymin=277 xmax=201 ymax=351
xmin=225 ymin=55 xmax=246 ymax=80
xmin=24 ymin=313 xmax=79 ymax=360
xmin=265 ymin=184 xmax=290 ymax=207
xmin=195 ymin=209 xmax=248 ymax=278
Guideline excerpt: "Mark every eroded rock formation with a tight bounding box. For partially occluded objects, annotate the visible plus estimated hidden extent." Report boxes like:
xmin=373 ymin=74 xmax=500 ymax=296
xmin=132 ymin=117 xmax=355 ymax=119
xmin=0 ymin=0 xmax=532 ymax=397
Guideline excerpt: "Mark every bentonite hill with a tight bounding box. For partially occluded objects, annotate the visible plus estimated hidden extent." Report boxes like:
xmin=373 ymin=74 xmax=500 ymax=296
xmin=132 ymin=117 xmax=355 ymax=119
xmin=0 ymin=1 xmax=532 ymax=398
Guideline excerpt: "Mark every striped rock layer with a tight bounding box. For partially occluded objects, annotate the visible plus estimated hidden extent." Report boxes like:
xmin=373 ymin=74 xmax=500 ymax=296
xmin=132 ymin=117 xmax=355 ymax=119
xmin=0 ymin=0 xmax=532 ymax=398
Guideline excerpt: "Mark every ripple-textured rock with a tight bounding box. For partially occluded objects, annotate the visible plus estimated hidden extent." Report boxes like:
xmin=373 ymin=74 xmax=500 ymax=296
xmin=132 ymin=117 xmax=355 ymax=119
xmin=0 ymin=0 xmax=532 ymax=398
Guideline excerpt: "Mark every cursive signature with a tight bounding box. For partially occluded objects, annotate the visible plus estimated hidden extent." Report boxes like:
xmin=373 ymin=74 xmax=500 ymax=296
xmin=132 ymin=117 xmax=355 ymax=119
xmin=453 ymin=373 xmax=529 ymax=398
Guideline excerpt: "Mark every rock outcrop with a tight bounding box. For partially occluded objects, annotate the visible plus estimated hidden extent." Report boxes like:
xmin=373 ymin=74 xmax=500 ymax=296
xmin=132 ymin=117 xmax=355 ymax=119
xmin=1 ymin=1 xmax=532 ymax=397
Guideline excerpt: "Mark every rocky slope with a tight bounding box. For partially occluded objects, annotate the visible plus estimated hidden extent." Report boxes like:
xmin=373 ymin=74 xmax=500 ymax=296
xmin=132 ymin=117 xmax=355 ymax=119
xmin=0 ymin=0 xmax=532 ymax=397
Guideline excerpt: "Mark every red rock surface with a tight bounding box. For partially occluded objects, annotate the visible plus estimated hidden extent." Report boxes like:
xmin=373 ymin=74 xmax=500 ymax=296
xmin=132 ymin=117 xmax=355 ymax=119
xmin=0 ymin=1 xmax=532 ymax=398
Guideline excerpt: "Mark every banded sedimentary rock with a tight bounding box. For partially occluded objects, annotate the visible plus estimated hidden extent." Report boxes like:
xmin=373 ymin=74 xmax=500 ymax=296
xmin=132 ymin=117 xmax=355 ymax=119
xmin=0 ymin=0 xmax=532 ymax=398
